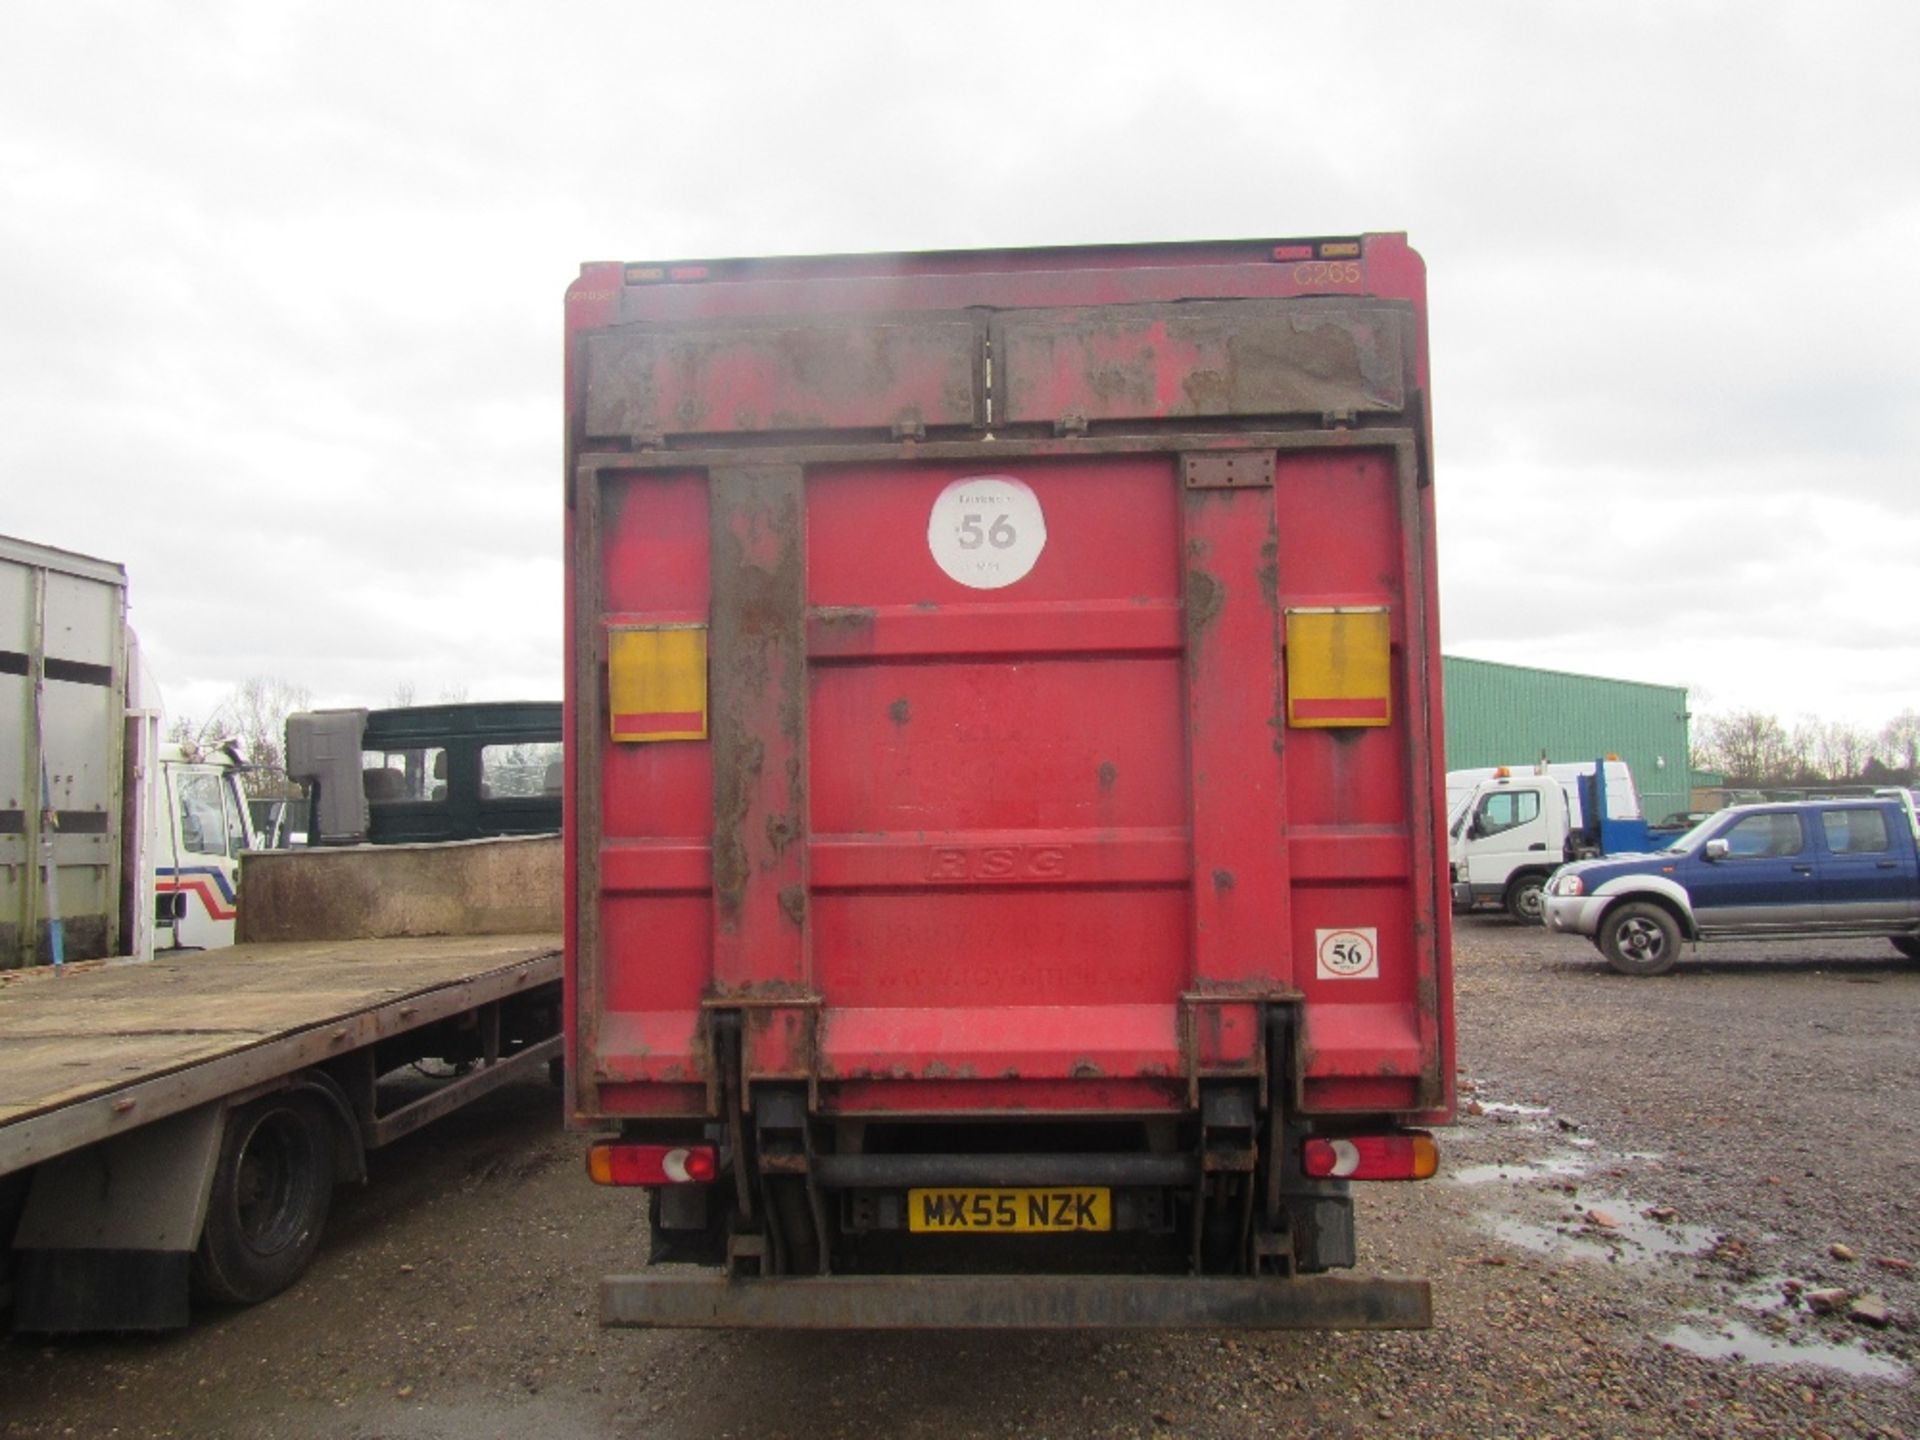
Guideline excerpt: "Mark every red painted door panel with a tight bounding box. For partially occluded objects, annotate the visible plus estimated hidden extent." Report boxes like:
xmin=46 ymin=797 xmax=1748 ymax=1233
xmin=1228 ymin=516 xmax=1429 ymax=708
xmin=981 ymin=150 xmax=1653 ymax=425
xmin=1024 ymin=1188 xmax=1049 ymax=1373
xmin=567 ymin=237 xmax=1451 ymax=1127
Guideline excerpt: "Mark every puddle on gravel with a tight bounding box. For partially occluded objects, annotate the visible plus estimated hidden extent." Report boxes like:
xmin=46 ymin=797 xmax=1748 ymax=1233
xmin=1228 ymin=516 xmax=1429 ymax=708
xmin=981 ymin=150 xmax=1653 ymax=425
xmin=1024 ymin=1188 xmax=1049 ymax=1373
xmin=1661 ymin=1318 xmax=1909 ymax=1382
xmin=1730 ymin=1275 xmax=1807 ymax=1315
xmin=1449 ymin=1154 xmax=1592 ymax=1186
xmin=1486 ymin=1204 xmax=1716 ymax=1265
xmin=1453 ymin=1126 xmax=1712 ymax=1266
xmin=1456 ymin=1091 xmax=1912 ymax=1385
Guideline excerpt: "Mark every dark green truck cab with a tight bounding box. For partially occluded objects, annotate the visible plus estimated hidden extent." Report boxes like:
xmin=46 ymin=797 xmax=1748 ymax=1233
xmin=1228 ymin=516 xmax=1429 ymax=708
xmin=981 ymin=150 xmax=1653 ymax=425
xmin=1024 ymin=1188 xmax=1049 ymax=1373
xmin=287 ymin=702 xmax=562 ymax=846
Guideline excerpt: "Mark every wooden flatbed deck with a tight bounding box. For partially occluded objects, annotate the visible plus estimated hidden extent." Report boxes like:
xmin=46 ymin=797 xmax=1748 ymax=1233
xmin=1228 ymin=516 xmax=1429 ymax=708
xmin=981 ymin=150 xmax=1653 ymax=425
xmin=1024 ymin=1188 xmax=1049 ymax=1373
xmin=0 ymin=933 xmax=561 ymax=1177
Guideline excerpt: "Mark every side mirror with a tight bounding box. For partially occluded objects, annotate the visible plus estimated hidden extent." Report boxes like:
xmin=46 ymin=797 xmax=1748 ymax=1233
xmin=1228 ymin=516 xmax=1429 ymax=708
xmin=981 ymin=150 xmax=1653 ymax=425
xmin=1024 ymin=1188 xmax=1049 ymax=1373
xmin=1704 ymin=838 xmax=1730 ymax=861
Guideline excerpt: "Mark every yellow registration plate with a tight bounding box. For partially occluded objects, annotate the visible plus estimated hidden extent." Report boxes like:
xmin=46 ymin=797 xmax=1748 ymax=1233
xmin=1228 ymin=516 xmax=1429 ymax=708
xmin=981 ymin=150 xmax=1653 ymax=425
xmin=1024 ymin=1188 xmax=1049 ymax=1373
xmin=907 ymin=1187 xmax=1111 ymax=1234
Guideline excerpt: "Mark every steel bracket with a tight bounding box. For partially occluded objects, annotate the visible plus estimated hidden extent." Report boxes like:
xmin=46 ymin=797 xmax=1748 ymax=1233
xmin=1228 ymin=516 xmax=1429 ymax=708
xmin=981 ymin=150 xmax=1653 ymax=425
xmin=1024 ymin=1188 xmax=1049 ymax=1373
xmin=1182 ymin=452 xmax=1275 ymax=490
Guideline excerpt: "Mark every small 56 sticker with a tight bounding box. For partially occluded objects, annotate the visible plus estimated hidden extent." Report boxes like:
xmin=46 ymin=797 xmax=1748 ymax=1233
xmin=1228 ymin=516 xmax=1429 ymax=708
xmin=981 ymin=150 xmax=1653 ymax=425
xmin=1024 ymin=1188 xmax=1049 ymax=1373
xmin=1315 ymin=927 xmax=1378 ymax=980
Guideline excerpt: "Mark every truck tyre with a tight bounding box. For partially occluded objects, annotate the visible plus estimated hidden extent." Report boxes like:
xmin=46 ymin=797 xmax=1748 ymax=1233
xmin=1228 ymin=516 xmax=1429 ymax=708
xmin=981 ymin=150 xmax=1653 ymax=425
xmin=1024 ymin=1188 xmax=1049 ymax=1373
xmin=1892 ymin=937 xmax=1920 ymax=962
xmin=191 ymin=1092 xmax=336 ymax=1305
xmin=1598 ymin=903 xmax=1681 ymax=977
xmin=1503 ymin=873 xmax=1547 ymax=924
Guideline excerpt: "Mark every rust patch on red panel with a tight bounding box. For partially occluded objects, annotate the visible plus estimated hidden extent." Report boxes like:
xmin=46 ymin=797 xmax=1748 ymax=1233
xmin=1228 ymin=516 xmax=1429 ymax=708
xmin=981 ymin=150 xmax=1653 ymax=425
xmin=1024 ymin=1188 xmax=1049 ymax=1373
xmin=1415 ymin=973 xmax=1440 ymax=1025
xmin=765 ymin=813 xmax=800 ymax=856
xmin=709 ymin=466 xmax=809 ymax=988
xmin=888 ymin=698 xmax=911 ymax=727
xmin=1184 ymin=567 xmax=1224 ymax=642
xmin=1257 ymin=535 xmax=1280 ymax=608
xmin=706 ymin=978 xmax=817 ymax=1002
xmin=739 ymin=1001 xmax=820 ymax=1084
xmin=711 ymin=736 xmax=762 ymax=922
xmin=991 ymin=300 xmax=1409 ymax=427
xmin=583 ymin=317 xmax=983 ymax=440
xmin=1186 ymin=977 xmax=1292 ymax=998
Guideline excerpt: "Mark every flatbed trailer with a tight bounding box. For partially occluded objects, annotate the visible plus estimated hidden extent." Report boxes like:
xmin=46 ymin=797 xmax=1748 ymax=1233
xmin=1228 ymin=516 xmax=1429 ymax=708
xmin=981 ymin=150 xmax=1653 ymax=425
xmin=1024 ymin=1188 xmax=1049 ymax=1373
xmin=0 ymin=838 xmax=562 ymax=1332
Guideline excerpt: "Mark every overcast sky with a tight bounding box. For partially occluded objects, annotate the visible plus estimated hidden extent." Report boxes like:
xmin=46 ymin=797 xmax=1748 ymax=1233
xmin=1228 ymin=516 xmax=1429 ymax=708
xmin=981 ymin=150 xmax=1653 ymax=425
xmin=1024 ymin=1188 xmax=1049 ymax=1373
xmin=4 ymin=2 xmax=1915 ymax=739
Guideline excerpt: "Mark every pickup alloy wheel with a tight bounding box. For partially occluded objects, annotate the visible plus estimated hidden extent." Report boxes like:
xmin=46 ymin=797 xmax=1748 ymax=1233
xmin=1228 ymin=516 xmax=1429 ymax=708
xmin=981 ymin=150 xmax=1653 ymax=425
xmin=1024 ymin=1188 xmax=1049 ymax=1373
xmin=1599 ymin=902 xmax=1681 ymax=977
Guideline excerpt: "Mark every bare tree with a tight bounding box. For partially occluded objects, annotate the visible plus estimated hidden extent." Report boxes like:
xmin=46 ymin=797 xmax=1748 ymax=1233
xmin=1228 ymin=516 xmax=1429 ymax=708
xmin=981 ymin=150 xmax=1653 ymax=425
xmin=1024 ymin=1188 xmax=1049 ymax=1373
xmin=1786 ymin=718 xmax=1824 ymax=783
xmin=1882 ymin=710 xmax=1920 ymax=778
xmin=1695 ymin=710 xmax=1796 ymax=786
xmin=1827 ymin=722 xmax=1874 ymax=782
xmin=210 ymin=676 xmax=313 ymax=796
xmin=165 ymin=712 xmax=221 ymax=748
xmin=1697 ymin=707 xmax=1916 ymax=787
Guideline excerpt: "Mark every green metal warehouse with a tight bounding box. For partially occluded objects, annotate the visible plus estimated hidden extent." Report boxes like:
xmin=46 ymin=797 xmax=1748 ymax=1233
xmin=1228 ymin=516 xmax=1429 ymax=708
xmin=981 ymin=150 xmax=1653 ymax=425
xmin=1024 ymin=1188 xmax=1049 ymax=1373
xmin=1442 ymin=657 xmax=1693 ymax=824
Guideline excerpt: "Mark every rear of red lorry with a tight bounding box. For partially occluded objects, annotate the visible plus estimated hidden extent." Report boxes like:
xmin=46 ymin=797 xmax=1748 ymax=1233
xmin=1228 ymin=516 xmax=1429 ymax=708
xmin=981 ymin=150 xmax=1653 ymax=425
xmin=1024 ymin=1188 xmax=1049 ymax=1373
xmin=564 ymin=236 xmax=1453 ymax=1329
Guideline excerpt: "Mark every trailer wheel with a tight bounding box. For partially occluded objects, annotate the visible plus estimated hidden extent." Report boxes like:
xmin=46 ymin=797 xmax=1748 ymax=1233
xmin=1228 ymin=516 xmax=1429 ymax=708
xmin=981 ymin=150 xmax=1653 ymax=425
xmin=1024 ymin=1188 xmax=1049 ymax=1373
xmin=1598 ymin=903 xmax=1681 ymax=977
xmin=1892 ymin=936 xmax=1920 ymax=962
xmin=1503 ymin=873 xmax=1547 ymax=924
xmin=191 ymin=1092 xmax=336 ymax=1305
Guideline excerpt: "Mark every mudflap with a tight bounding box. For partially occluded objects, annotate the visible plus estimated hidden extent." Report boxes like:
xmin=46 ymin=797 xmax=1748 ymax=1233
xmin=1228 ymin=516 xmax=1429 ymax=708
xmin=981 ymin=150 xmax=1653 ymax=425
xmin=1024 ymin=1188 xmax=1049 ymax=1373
xmin=11 ymin=1102 xmax=225 ymax=1333
xmin=601 ymin=1272 xmax=1431 ymax=1330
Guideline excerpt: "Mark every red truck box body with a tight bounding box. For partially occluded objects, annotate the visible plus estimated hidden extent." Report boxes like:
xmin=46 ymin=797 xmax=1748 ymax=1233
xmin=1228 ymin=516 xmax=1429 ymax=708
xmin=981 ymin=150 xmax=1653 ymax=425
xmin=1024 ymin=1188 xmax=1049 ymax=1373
xmin=565 ymin=236 xmax=1452 ymax=1328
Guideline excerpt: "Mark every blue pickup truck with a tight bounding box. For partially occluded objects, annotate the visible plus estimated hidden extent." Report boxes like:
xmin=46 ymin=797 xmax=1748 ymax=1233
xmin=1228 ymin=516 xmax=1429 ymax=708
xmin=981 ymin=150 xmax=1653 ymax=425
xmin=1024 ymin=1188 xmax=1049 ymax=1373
xmin=1541 ymin=796 xmax=1920 ymax=976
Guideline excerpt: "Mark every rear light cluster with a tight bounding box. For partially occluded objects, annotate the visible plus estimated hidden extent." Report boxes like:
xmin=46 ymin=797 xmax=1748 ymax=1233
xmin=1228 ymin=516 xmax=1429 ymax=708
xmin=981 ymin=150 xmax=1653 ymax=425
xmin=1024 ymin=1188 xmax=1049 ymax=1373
xmin=589 ymin=1136 xmax=1434 ymax=1186
xmin=587 ymin=1143 xmax=717 ymax=1187
xmin=1301 ymin=1132 xmax=1438 ymax=1181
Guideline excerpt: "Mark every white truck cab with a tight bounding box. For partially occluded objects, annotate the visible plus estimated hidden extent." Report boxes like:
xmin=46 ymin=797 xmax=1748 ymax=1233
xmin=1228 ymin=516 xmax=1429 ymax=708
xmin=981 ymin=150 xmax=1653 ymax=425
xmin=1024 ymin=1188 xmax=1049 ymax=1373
xmin=151 ymin=740 xmax=258 ymax=951
xmin=1448 ymin=759 xmax=1647 ymax=922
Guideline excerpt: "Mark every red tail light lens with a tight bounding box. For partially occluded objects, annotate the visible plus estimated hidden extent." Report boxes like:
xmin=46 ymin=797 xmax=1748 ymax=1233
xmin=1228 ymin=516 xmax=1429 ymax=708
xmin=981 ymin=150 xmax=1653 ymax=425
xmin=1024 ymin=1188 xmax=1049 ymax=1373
xmin=1301 ymin=1132 xmax=1438 ymax=1181
xmin=587 ymin=1143 xmax=718 ymax=1186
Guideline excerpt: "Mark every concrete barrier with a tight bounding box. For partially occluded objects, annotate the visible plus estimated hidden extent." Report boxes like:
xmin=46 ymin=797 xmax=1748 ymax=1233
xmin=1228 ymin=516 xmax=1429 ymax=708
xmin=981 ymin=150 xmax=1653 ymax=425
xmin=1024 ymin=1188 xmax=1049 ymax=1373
xmin=236 ymin=834 xmax=562 ymax=943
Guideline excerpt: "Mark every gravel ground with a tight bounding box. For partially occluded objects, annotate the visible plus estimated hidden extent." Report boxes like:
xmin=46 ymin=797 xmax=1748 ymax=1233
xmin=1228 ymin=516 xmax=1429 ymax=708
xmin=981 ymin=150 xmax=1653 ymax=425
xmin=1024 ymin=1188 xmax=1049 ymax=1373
xmin=2 ymin=919 xmax=1915 ymax=1439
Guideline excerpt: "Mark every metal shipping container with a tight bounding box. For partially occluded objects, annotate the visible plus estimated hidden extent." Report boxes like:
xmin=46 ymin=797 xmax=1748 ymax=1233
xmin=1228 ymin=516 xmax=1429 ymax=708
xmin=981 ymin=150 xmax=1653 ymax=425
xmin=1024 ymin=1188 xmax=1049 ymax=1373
xmin=0 ymin=536 xmax=129 ymax=967
xmin=565 ymin=236 xmax=1454 ymax=1329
